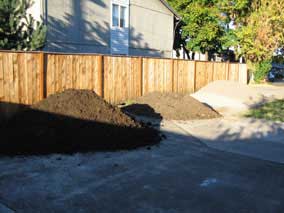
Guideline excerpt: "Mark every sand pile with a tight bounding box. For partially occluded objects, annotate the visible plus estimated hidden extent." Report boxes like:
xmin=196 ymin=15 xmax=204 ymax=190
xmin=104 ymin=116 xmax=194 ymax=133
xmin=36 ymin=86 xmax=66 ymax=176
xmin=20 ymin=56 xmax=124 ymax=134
xmin=0 ymin=90 xmax=160 ymax=156
xmin=122 ymin=92 xmax=220 ymax=120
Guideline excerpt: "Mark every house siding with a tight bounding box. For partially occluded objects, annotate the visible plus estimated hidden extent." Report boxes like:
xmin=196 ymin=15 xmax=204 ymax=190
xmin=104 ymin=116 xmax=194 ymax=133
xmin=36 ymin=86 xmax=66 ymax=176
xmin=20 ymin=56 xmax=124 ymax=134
xmin=129 ymin=0 xmax=174 ymax=58
xmin=41 ymin=0 xmax=174 ymax=58
xmin=44 ymin=0 xmax=111 ymax=53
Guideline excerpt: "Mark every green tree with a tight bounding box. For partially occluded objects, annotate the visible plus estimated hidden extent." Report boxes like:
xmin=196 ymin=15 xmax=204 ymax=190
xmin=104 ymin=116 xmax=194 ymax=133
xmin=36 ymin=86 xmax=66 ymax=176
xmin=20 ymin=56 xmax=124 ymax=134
xmin=232 ymin=0 xmax=284 ymax=81
xmin=168 ymin=0 xmax=284 ymax=81
xmin=238 ymin=0 xmax=284 ymax=61
xmin=0 ymin=0 xmax=46 ymax=50
xmin=168 ymin=0 xmax=226 ymax=60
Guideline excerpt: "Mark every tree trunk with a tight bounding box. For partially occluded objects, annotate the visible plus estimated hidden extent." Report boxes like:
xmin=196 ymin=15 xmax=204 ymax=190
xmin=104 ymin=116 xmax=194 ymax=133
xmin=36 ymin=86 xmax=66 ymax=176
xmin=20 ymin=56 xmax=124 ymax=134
xmin=182 ymin=46 xmax=190 ymax=60
xmin=192 ymin=52 xmax=195 ymax=60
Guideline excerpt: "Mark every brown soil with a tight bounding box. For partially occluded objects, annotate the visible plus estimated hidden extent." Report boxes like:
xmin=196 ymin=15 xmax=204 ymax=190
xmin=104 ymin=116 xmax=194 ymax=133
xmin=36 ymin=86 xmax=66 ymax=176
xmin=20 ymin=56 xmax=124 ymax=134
xmin=122 ymin=92 xmax=220 ymax=120
xmin=0 ymin=90 xmax=161 ymax=156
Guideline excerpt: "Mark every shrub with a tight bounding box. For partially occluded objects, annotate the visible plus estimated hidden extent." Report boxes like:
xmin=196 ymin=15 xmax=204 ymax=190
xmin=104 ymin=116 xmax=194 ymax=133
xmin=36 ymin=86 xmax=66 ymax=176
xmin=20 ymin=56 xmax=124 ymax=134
xmin=254 ymin=60 xmax=272 ymax=83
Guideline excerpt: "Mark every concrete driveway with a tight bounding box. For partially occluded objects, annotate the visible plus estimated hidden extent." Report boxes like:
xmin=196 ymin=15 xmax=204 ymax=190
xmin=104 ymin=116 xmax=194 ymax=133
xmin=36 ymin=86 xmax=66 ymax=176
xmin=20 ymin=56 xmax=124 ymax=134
xmin=191 ymin=81 xmax=284 ymax=116
xmin=1 ymin=120 xmax=284 ymax=213
xmin=174 ymin=117 xmax=284 ymax=164
xmin=188 ymin=80 xmax=284 ymax=163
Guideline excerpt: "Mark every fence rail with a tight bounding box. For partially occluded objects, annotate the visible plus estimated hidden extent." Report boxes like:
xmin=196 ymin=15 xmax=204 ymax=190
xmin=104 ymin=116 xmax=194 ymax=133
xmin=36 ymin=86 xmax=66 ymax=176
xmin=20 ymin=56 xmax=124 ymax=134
xmin=0 ymin=51 xmax=247 ymax=120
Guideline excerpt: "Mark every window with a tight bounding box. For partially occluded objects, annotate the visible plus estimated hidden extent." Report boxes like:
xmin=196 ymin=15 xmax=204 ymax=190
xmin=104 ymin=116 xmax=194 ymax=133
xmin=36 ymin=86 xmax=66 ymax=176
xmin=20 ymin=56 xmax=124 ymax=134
xmin=120 ymin=6 xmax=127 ymax=28
xmin=112 ymin=4 xmax=127 ymax=28
xmin=112 ymin=4 xmax=119 ymax=27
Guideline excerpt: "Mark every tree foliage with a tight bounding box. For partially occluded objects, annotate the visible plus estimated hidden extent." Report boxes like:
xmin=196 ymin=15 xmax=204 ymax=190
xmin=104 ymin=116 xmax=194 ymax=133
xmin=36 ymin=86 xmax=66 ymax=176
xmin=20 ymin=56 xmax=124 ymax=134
xmin=168 ymin=0 xmax=284 ymax=63
xmin=236 ymin=0 xmax=284 ymax=62
xmin=167 ymin=0 xmax=226 ymax=56
xmin=0 ymin=0 xmax=46 ymax=50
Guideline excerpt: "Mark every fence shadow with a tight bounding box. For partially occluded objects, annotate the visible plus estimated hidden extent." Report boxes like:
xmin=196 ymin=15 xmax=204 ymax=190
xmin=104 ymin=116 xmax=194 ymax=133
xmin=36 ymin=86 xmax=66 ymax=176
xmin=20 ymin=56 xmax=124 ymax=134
xmin=0 ymin=102 xmax=161 ymax=157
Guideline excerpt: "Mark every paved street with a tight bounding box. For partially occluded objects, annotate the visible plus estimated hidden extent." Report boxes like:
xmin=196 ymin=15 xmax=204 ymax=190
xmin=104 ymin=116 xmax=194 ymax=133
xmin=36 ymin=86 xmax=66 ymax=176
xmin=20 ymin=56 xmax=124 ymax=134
xmin=0 ymin=120 xmax=284 ymax=213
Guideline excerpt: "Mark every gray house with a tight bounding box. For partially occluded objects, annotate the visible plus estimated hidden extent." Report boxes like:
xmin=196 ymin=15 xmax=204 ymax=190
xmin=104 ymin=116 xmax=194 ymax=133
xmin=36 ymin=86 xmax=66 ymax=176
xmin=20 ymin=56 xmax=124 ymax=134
xmin=31 ymin=0 xmax=180 ymax=58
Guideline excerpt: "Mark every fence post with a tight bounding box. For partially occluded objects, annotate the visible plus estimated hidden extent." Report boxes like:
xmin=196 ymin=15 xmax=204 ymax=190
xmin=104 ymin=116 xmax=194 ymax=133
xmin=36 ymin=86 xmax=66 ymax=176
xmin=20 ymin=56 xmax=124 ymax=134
xmin=139 ymin=57 xmax=143 ymax=97
xmin=226 ymin=62 xmax=230 ymax=80
xmin=39 ymin=52 xmax=46 ymax=100
xmin=171 ymin=59 xmax=175 ymax=92
xmin=211 ymin=62 xmax=215 ymax=82
xmin=193 ymin=60 xmax=197 ymax=92
xmin=99 ymin=55 xmax=104 ymax=98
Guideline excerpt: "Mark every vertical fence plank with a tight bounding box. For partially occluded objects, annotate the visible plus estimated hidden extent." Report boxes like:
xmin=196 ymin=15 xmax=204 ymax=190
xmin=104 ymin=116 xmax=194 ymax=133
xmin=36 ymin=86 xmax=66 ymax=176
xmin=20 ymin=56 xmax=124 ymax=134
xmin=18 ymin=53 xmax=24 ymax=104
xmin=238 ymin=64 xmax=248 ymax=84
xmin=103 ymin=56 xmax=142 ymax=103
xmin=173 ymin=60 xmax=195 ymax=94
xmin=45 ymin=54 xmax=103 ymax=96
xmin=5 ymin=53 xmax=12 ymax=103
xmin=229 ymin=63 xmax=239 ymax=81
xmin=0 ymin=52 xmax=42 ymax=120
xmin=0 ymin=53 xmax=4 ymax=101
xmin=0 ymin=53 xmax=4 ymax=121
xmin=193 ymin=61 xmax=197 ymax=92
xmin=213 ymin=62 xmax=227 ymax=81
xmin=139 ymin=57 xmax=143 ymax=96
xmin=142 ymin=58 xmax=173 ymax=95
xmin=97 ymin=55 xmax=103 ymax=97
xmin=46 ymin=54 xmax=53 ymax=97
xmin=195 ymin=61 xmax=206 ymax=91
xmin=31 ymin=54 xmax=36 ymax=103
xmin=226 ymin=62 xmax=230 ymax=80
xmin=23 ymin=53 xmax=28 ymax=104
xmin=13 ymin=53 xmax=19 ymax=104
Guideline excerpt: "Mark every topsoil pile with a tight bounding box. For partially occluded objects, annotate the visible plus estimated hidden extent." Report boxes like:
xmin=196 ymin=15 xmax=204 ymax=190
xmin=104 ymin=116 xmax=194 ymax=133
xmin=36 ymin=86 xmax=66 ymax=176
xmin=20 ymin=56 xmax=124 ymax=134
xmin=122 ymin=92 xmax=220 ymax=120
xmin=0 ymin=90 xmax=160 ymax=156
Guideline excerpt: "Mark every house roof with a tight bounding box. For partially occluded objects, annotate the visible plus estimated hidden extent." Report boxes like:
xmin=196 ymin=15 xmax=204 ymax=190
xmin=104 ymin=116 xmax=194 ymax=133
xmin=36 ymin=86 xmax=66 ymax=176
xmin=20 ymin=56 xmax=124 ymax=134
xmin=159 ymin=0 xmax=181 ymax=19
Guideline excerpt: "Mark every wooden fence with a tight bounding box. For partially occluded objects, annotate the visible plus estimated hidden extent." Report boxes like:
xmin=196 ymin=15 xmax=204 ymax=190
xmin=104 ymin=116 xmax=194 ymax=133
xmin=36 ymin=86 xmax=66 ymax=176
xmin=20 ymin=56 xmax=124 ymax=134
xmin=0 ymin=51 xmax=247 ymax=120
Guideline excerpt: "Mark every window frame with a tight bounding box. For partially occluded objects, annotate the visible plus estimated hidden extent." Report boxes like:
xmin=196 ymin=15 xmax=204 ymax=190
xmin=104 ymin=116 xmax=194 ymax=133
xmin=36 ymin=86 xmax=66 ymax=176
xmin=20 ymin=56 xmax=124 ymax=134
xmin=112 ymin=3 xmax=119 ymax=27
xmin=111 ymin=3 xmax=128 ymax=28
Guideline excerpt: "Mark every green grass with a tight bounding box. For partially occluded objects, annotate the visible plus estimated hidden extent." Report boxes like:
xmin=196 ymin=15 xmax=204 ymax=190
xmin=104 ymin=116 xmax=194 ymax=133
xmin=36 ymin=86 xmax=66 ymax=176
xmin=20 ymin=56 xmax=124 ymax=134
xmin=245 ymin=100 xmax=284 ymax=122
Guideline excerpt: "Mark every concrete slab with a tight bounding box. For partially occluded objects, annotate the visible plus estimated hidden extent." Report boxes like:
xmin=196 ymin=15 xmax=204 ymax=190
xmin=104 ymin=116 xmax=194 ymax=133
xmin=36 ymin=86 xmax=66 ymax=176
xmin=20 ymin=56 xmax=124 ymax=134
xmin=191 ymin=81 xmax=284 ymax=116
xmin=174 ymin=118 xmax=284 ymax=164
xmin=0 ymin=121 xmax=284 ymax=212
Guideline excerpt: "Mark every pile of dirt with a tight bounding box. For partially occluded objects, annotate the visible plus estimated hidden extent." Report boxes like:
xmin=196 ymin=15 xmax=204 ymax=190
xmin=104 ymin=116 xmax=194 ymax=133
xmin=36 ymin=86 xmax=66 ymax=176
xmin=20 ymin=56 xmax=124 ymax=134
xmin=122 ymin=92 xmax=220 ymax=120
xmin=0 ymin=90 xmax=161 ymax=156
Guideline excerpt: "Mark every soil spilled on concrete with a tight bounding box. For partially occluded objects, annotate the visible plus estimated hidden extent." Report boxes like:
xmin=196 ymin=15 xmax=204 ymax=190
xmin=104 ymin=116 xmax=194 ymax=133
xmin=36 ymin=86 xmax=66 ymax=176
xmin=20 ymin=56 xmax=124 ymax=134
xmin=122 ymin=92 xmax=220 ymax=120
xmin=0 ymin=90 xmax=161 ymax=156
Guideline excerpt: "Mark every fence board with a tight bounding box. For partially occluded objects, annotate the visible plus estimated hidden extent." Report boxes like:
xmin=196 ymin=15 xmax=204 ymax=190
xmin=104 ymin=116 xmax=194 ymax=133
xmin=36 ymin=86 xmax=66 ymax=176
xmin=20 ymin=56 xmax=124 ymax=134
xmin=104 ymin=56 xmax=141 ymax=103
xmin=229 ymin=63 xmax=239 ymax=81
xmin=4 ymin=53 xmax=11 ymax=103
xmin=143 ymin=58 xmax=173 ymax=94
xmin=213 ymin=62 xmax=227 ymax=81
xmin=46 ymin=54 xmax=103 ymax=97
xmin=238 ymin=64 xmax=248 ymax=84
xmin=195 ymin=61 xmax=215 ymax=91
xmin=173 ymin=60 xmax=195 ymax=93
xmin=0 ymin=52 xmax=42 ymax=121
xmin=0 ymin=53 xmax=4 ymax=100
xmin=18 ymin=53 xmax=25 ymax=104
xmin=13 ymin=53 xmax=19 ymax=103
xmin=0 ymin=55 xmax=3 ymax=99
